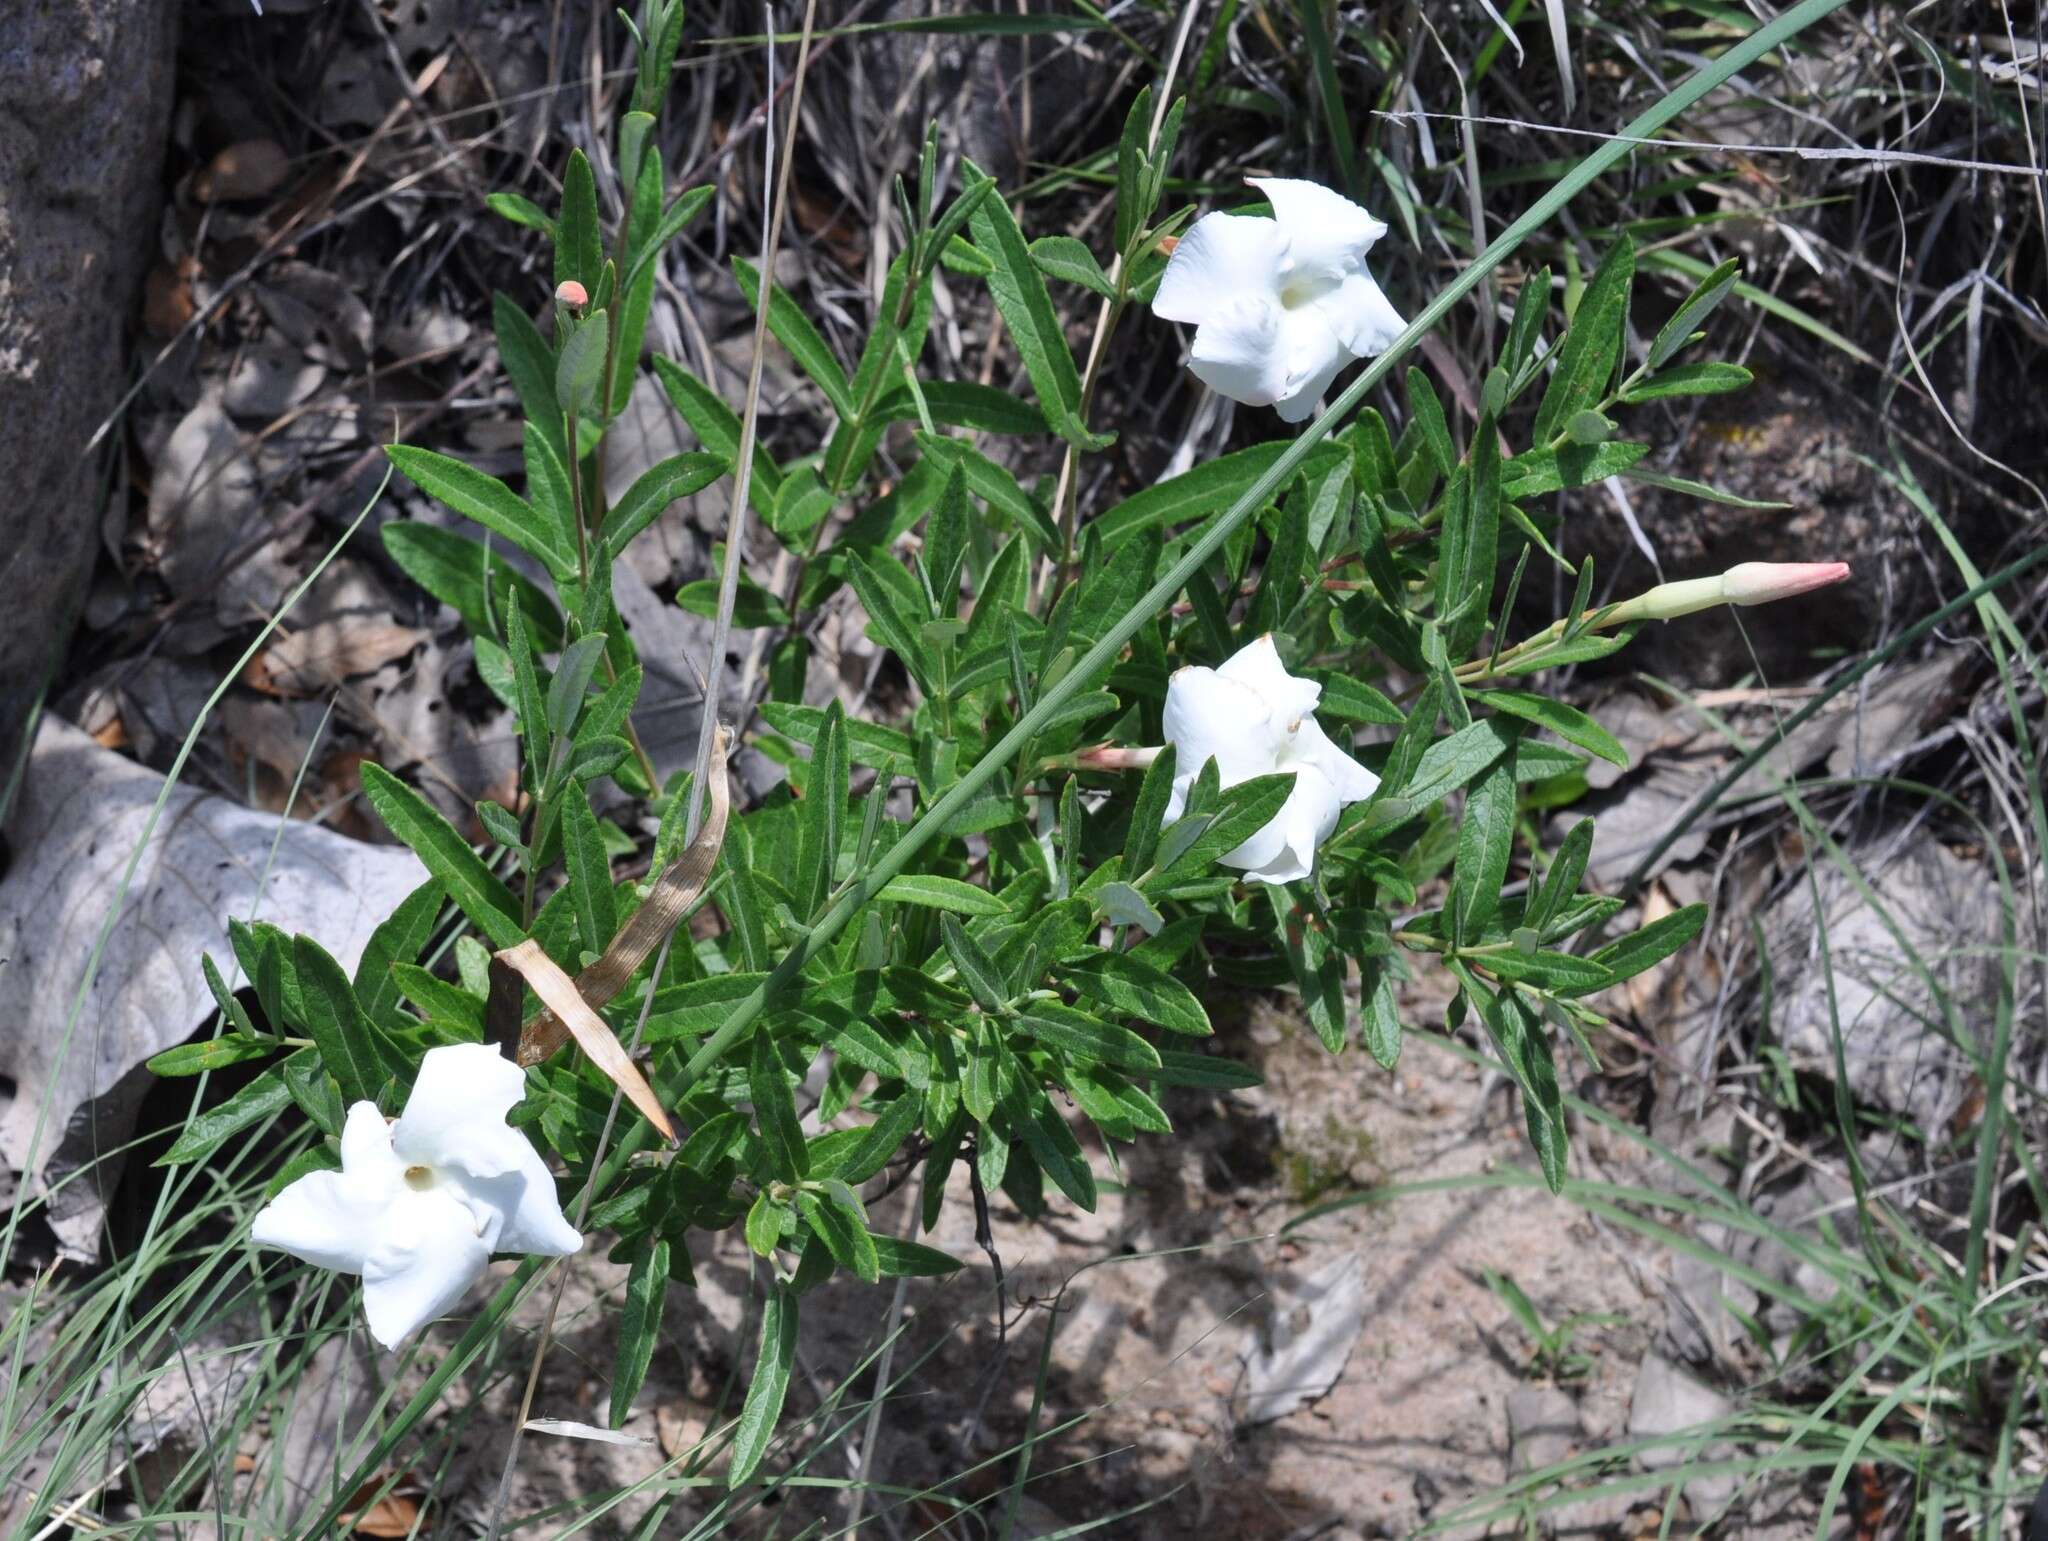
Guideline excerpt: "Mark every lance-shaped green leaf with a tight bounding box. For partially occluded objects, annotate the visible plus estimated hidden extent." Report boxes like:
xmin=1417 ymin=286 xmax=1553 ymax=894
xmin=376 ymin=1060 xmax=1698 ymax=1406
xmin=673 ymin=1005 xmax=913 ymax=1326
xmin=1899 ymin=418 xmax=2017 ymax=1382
xmin=556 ymin=149 xmax=602 ymax=293
xmin=155 ymin=1066 xmax=294 ymax=1166
xmin=1061 ymin=953 xmax=1210 ymax=1036
xmin=292 ymin=935 xmax=402 ymax=1105
xmin=798 ymin=702 xmax=849 ymax=914
xmin=384 ymin=446 xmax=573 ymax=579
xmin=748 ymin=1030 xmax=810 ymax=1180
xmin=878 ymin=873 xmax=1005 ymax=916
xmin=1647 ymin=254 xmax=1739 ymax=368
xmin=652 ymin=356 xmax=782 ymax=517
xmin=602 ymin=452 xmax=726 ymax=560
xmin=609 ymin=1240 xmax=670 ymax=1428
xmin=798 ymin=1185 xmax=879 ymax=1282
xmin=1534 ymin=235 xmax=1634 ymax=443
xmin=381 ymin=522 xmax=564 ymax=650
xmin=351 ymin=879 xmax=443 ymax=1032
xmin=941 ymin=913 xmax=1009 ymax=1012
xmin=1013 ymin=999 xmax=1162 ymax=1070
xmin=729 ymin=1284 xmax=798 ymax=1485
xmin=1475 ymin=690 xmax=1628 ymax=768
xmin=734 ymin=257 xmax=853 ymax=419
xmin=1450 ymin=751 xmax=1518 ymax=940
xmin=965 ymin=168 xmax=1107 ymax=452
xmin=360 ymin=762 xmax=525 ymax=949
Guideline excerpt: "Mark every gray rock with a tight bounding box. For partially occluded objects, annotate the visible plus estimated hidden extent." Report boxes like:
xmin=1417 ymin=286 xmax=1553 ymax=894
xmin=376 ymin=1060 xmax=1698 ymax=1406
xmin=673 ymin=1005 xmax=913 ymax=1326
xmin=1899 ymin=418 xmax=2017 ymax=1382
xmin=1507 ymin=1385 xmax=1582 ymax=1476
xmin=0 ymin=718 xmax=429 ymax=1258
xmin=1628 ymin=1353 xmax=1740 ymax=1514
xmin=0 ymin=0 xmax=178 ymax=781
xmin=1771 ymin=833 xmax=2004 ymax=1134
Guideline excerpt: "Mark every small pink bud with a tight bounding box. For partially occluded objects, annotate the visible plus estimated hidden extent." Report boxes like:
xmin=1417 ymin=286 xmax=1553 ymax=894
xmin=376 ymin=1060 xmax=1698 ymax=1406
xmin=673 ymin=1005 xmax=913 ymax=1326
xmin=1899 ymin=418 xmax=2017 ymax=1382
xmin=555 ymin=280 xmax=589 ymax=307
xmin=1720 ymin=561 xmax=1852 ymax=607
xmin=1074 ymin=744 xmax=1163 ymax=772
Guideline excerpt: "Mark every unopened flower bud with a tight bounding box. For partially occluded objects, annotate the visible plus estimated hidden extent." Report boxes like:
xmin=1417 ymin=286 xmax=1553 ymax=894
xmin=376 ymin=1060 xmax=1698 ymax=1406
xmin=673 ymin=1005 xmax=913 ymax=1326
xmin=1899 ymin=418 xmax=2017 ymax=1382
xmin=1720 ymin=561 xmax=1852 ymax=606
xmin=1604 ymin=559 xmax=1851 ymax=625
xmin=555 ymin=279 xmax=589 ymax=307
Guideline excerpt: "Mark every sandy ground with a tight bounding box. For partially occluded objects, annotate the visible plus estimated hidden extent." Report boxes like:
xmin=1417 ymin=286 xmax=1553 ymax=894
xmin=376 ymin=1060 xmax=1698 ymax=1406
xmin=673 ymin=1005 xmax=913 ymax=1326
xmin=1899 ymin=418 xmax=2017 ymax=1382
xmin=408 ymin=976 xmax=1669 ymax=1540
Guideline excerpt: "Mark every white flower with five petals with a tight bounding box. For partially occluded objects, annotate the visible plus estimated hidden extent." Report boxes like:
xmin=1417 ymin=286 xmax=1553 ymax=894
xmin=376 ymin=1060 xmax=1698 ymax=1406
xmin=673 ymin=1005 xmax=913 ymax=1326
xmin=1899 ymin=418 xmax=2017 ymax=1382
xmin=1153 ymin=178 xmax=1405 ymax=423
xmin=250 ymin=1042 xmax=582 ymax=1348
xmin=1162 ymin=636 xmax=1380 ymax=885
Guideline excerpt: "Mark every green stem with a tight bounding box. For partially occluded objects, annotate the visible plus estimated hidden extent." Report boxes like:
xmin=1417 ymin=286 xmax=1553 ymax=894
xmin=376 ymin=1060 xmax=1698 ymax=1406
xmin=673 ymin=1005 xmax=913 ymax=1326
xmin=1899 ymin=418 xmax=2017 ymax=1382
xmin=665 ymin=0 xmax=1857 ymax=1098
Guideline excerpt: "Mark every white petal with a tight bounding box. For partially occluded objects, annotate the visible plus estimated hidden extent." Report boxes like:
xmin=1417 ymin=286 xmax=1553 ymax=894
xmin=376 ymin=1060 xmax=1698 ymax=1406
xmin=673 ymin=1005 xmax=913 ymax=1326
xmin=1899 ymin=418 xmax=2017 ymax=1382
xmin=359 ymin=1188 xmax=493 ymax=1348
xmin=1315 ymin=270 xmax=1406 ymax=358
xmin=1162 ymin=667 xmax=1280 ymax=788
xmin=1223 ymin=764 xmax=1344 ymax=884
xmin=1272 ymin=308 xmax=1351 ymax=424
xmin=392 ymin=1042 xmax=530 ymax=1180
xmin=1296 ymin=716 xmax=1380 ymax=805
xmin=1187 ymin=299 xmax=1290 ymax=409
xmin=1248 ymin=177 xmax=1388 ymax=280
xmin=249 ymin=1102 xmax=402 ymax=1274
xmin=1216 ymin=636 xmax=1321 ymax=724
xmin=1153 ymin=212 xmax=1288 ymax=326
xmin=446 ymin=1144 xmax=584 ymax=1258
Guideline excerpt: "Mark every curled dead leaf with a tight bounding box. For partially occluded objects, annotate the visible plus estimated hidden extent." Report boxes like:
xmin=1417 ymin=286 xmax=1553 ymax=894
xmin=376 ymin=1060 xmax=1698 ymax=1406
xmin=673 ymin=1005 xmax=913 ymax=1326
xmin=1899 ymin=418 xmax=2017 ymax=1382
xmin=494 ymin=939 xmax=675 ymax=1144
xmin=516 ymin=725 xmax=733 ymax=1067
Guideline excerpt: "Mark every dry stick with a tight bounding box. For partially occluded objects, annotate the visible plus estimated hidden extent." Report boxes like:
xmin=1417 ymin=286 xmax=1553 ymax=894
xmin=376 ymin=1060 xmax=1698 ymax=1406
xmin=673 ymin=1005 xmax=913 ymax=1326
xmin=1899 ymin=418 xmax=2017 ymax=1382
xmin=681 ymin=0 xmax=820 ymax=844
xmin=480 ymin=11 xmax=820 ymax=1534
xmin=1038 ymin=0 xmax=1203 ymax=602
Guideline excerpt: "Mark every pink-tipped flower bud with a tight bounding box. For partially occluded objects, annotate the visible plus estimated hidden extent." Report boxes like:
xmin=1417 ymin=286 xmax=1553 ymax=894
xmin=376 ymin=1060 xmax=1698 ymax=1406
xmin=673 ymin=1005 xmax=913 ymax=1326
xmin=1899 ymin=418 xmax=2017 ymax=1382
xmin=555 ymin=279 xmax=589 ymax=307
xmin=1604 ymin=559 xmax=1853 ymax=625
xmin=1720 ymin=561 xmax=1852 ymax=607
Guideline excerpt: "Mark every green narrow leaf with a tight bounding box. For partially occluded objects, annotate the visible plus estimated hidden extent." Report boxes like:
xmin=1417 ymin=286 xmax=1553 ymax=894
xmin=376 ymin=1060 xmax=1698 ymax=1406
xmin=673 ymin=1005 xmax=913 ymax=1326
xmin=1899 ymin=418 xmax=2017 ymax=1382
xmin=610 ymin=142 xmax=665 ymax=415
xmin=493 ymin=293 xmax=565 ymax=460
xmin=554 ymin=309 xmax=611 ymax=417
xmin=385 ymin=446 xmax=572 ymax=579
xmin=1062 ymin=952 xmax=1210 ymax=1036
xmin=651 ymin=356 xmax=782 ymax=518
xmin=1529 ymin=817 xmax=1594 ymax=934
xmin=941 ymin=913 xmax=1008 ymax=1011
xmin=1533 ymin=235 xmax=1635 ymax=443
xmin=798 ymin=1187 xmax=880 ymax=1282
xmin=1475 ymin=690 xmax=1628 ymax=768
xmin=1620 ymin=362 xmax=1752 ymax=402
xmin=292 ymin=935 xmax=397 ymax=1105
xmin=729 ymin=1285 xmax=798 ymax=1486
xmin=360 ymin=762 xmax=525 ymax=949
xmin=200 ymin=952 xmax=258 ymax=1037
xmin=602 ymin=453 xmax=726 ymax=559
xmin=353 ymin=880 xmax=445 ymax=1032
xmin=1587 ymin=903 xmax=1708 ymax=987
xmin=609 ymin=1239 xmax=670 ymax=1428
xmin=733 ymin=257 xmax=854 ymax=419
xmin=155 ymin=1066 xmax=293 ymax=1166
xmin=1120 ymin=744 xmax=1177 ymax=876
xmin=878 ymin=874 xmax=1005 ymax=916
xmin=1029 ymin=235 xmax=1116 ymax=298
xmin=380 ymin=521 xmax=564 ymax=649
xmin=1450 ymin=752 xmax=1518 ymax=939
xmin=1647 ymin=254 xmax=1739 ymax=368
xmin=146 ymin=1036 xmax=275 ymax=1077
xmin=560 ymin=785 xmax=618 ymax=959
xmin=557 ymin=148 xmax=603 ymax=293
xmin=1013 ymin=1000 xmax=1162 ymax=1070
xmin=965 ymin=168 xmax=1105 ymax=451
xmin=799 ymin=701 xmax=849 ymax=915
xmin=872 ymin=1235 xmax=964 ymax=1276
xmin=749 ymin=1030 xmax=811 ymax=1180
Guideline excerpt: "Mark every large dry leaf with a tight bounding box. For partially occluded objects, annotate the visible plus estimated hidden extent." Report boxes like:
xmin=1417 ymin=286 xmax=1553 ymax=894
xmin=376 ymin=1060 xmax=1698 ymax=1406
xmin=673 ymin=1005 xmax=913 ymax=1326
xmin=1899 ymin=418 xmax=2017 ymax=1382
xmin=516 ymin=725 xmax=732 ymax=1068
xmin=0 ymin=717 xmax=427 ymax=1258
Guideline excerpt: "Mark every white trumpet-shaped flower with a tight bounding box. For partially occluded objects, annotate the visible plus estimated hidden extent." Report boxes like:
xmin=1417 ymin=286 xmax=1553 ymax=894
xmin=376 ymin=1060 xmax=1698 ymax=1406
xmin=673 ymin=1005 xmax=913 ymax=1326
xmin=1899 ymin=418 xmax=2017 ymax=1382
xmin=1162 ymin=636 xmax=1380 ymax=885
xmin=1153 ymin=177 xmax=1405 ymax=423
xmin=250 ymin=1042 xmax=582 ymax=1348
